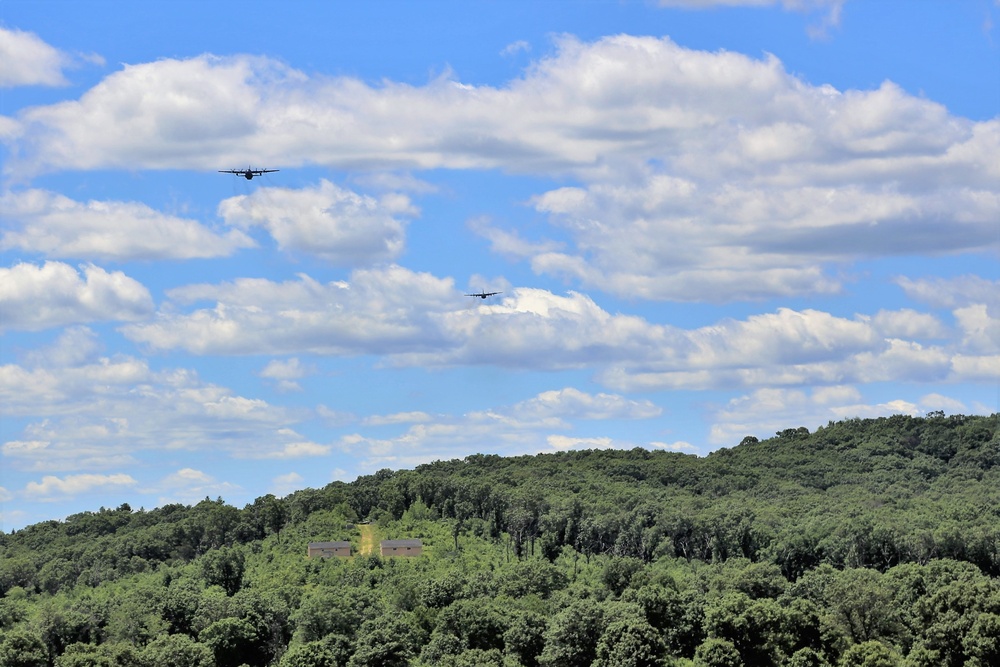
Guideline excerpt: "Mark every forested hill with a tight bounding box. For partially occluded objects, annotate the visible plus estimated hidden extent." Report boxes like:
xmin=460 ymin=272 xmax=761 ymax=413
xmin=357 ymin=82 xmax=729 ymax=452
xmin=1 ymin=413 xmax=999 ymax=666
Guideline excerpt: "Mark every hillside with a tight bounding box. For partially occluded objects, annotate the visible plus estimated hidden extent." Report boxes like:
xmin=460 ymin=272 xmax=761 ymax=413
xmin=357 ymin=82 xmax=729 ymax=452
xmin=1 ymin=413 xmax=998 ymax=666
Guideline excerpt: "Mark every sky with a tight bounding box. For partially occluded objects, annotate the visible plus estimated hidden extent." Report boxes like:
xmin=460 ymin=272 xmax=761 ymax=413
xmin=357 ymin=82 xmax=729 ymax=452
xmin=1 ymin=0 xmax=998 ymax=531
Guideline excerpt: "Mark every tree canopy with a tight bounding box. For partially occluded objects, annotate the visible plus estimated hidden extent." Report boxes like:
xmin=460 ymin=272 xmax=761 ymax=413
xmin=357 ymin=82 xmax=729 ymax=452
xmin=1 ymin=413 xmax=998 ymax=666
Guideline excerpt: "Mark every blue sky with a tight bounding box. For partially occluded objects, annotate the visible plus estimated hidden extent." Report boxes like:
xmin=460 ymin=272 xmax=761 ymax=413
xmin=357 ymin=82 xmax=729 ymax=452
xmin=1 ymin=0 xmax=998 ymax=530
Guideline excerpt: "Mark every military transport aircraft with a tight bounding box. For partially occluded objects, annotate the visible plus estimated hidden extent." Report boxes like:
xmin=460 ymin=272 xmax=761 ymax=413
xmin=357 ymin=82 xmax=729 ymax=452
xmin=465 ymin=290 xmax=502 ymax=299
xmin=219 ymin=167 xmax=279 ymax=180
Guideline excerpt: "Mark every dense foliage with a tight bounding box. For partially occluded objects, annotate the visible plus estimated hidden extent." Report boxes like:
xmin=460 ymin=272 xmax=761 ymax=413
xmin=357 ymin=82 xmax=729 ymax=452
xmin=1 ymin=413 xmax=998 ymax=666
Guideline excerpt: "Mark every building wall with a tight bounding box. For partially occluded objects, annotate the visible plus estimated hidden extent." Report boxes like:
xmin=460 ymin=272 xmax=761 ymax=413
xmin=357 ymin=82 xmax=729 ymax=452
xmin=379 ymin=545 xmax=422 ymax=557
xmin=308 ymin=546 xmax=351 ymax=558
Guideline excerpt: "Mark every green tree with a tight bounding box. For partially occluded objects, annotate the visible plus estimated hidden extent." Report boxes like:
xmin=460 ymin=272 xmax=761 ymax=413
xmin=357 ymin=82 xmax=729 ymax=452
xmin=292 ymin=586 xmax=381 ymax=643
xmin=537 ymin=599 xmax=603 ymax=667
xmin=37 ymin=557 xmax=79 ymax=595
xmin=278 ymin=635 xmax=350 ymax=667
xmin=141 ymin=634 xmax=214 ymax=667
xmin=785 ymin=647 xmax=831 ymax=667
xmin=593 ymin=617 xmax=666 ymax=667
xmin=199 ymin=546 xmax=245 ymax=596
xmin=55 ymin=643 xmax=115 ymax=667
xmin=601 ymin=557 xmax=644 ymax=597
xmin=963 ymin=612 xmax=1000 ymax=667
xmin=694 ymin=638 xmax=743 ymax=667
xmin=0 ymin=628 xmax=48 ymax=667
xmin=199 ymin=616 xmax=260 ymax=667
xmin=838 ymin=640 xmax=901 ymax=667
xmin=703 ymin=591 xmax=794 ymax=664
xmin=433 ymin=598 xmax=507 ymax=653
xmin=504 ymin=611 xmax=547 ymax=667
xmin=347 ymin=615 xmax=416 ymax=667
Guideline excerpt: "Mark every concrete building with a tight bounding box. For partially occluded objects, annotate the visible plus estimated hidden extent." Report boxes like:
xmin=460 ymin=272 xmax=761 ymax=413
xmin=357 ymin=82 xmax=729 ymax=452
xmin=379 ymin=538 xmax=423 ymax=557
xmin=308 ymin=541 xmax=351 ymax=558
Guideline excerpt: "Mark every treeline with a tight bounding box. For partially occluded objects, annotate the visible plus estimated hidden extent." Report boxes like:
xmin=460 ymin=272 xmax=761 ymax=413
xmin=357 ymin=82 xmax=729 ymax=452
xmin=0 ymin=412 xmax=997 ymax=666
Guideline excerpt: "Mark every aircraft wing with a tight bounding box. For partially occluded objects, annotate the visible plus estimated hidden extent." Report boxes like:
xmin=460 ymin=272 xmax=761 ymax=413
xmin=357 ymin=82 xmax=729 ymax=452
xmin=218 ymin=169 xmax=239 ymax=174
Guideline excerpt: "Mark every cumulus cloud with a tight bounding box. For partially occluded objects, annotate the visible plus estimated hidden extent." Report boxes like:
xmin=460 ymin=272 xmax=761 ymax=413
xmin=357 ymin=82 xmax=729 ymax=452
xmin=501 ymin=40 xmax=531 ymax=57
xmin=869 ymin=309 xmax=949 ymax=340
xmin=650 ymin=440 xmax=700 ymax=453
xmin=123 ymin=265 xmax=456 ymax=355
xmin=708 ymin=384 xmax=995 ymax=447
xmin=259 ymin=357 xmax=314 ymax=392
xmin=0 ymin=261 xmax=153 ymax=331
xmin=708 ymin=385 xmax=902 ymax=445
xmin=518 ymin=175 xmax=998 ymax=301
xmin=218 ymin=180 xmax=413 ymax=264
xmin=0 ymin=27 xmax=74 ymax=87
xmin=0 ymin=350 xmax=330 ymax=473
xmin=120 ymin=267 xmax=996 ymax=388
xmin=510 ymin=387 xmax=662 ymax=421
xmin=657 ymin=0 xmax=847 ymax=38
xmin=5 ymin=38 xmax=996 ymax=301
xmin=547 ymin=435 xmax=616 ymax=451
xmin=24 ymin=473 xmax=138 ymax=500
xmin=1 ymin=189 xmax=255 ymax=260
xmin=270 ymin=472 xmax=304 ymax=497
xmin=896 ymin=275 xmax=1000 ymax=310
xmin=337 ymin=386 xmax=664 ymax=470
xmin=154 ymin=468 xmax=241 ymax=506
xmin=364 ymin=411 xmax=434 ymax=426
xmin=253 ymin=439 xmax=331 ymax=459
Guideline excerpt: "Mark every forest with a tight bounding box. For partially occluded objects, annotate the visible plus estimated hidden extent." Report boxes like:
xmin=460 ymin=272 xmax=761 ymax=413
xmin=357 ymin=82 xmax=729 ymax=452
xmin=1 ymin=412 xmax=998 ymax=666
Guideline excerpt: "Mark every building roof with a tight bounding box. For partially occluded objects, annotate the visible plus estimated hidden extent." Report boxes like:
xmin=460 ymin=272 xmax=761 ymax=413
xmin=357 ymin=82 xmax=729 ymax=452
xmin=380 ymin=539 xmax=422 ymax=548
xmin=309 ymin=541 xmax=351 ymax=549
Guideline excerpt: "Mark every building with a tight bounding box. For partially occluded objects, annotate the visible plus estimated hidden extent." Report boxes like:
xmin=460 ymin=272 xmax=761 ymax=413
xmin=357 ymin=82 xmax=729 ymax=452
xmin=379 ymin=538 xmax=423 ymax=557
xmin=308 ymin=541 xmax=351 ymax=558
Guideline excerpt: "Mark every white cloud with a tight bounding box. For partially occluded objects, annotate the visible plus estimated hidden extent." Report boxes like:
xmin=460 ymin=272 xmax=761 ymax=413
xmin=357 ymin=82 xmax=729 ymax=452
xmin=259 ymin=357 xmax=314 ymax=392
xmin=270 ymin=472 xmax=304 ymax=497
xmin=0 ymin=352 xmax=331 ymax=473
xmin=350 ymin=171 xmax=438 ymax=194
xmin=869 ymin=309 xmax=949 ymax=340
xmin=259 ymin=358 xmax=310 ymax=380
xmin=656 ymin=0 xmax=848 ymax=38
xmin=547 ymin=435 xmax=616 ymax=451
xmin=919 ymin=393 xmax=968 ymax=413
xmin=954 ymin=304 xmax=1000 ymax=354
xmin=6 ymin=38 xmax=996 ymax=302
xmin=501 ymin=40 xmax=531 ymax=57
xmin=123 ymin=265 xmax=456 ymax=355
xmin=520 ymin=176 xmax=998 ymax=301
xmin=657 ymin=0 xmax=840 ymax=8
xmin=896 ymin=276 xmax=1000 ymax=310
xmin=340 ymin=387 xmax=662 ymax=470
xmin=0 ymin=261 xmax=153 ymax=331
xmin=364 ymin=411 xmax=434 ymax=426
xmin=0 ymin=189 xmax=255 ymax=260
xmin=0 ymin=486 xmax=13 ymax=502
xmin=252 ymin=439 xmax=331 ymax=459
xmin=24 ymin=326 xmax=103 ymax=368
xmin=24 ymin=473 xmax=138 ymax=500
xmin=0 ymin=27 xmax=73 ymax=87
xmin=120 ymin=268 xmax=995 ymax=389
xmin=218 ymin=180 xmax=412 ymax=264
xmin=707 ymin=385 xmax=913 ymax=445
xmin=650 ymin=440 xmax=700 ymax=453
xmin=510 ymin=387 xmax=662 ymax=421
xmin=709 ymin=384 xmax=993 ymax=448
xmin=155 ymin=468 xmax=241 ymax=506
